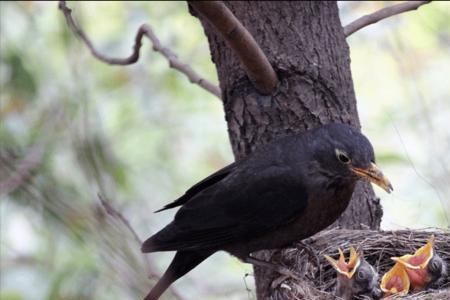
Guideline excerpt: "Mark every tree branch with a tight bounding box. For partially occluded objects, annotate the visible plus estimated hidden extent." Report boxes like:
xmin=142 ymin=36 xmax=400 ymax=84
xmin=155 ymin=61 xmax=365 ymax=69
xmin=344 ymin=1 xmax=431 ymax=37
xmin=97 ymin=193 xmax=189 ymax=300
xmin=0 ymin=146 xmax=45 ymax=196
xmin=189 ymin=1 xmax=279 ymax=95
xmin=98 ymin=193 xmax=143 ymax=245
xmin=58 ymin=1 xmax=221 ymax=99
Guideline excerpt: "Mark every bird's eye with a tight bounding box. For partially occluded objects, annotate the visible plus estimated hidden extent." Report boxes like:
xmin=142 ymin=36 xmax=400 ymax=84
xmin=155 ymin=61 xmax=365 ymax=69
xmin=335 ymin=149 xmax=351 ymax=164
xmin=357 ymin=270 xmax=367 ymax=281
xmin=429 ymin=258 xmax=442 ymax=272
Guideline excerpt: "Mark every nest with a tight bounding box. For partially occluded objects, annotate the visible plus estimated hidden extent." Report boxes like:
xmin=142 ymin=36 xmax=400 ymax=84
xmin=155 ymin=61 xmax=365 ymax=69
xmin=263 ymin=229 xmax=450 ymax=299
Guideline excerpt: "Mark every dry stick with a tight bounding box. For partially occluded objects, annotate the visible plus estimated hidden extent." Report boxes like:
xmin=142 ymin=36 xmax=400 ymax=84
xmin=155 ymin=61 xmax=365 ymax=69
xmin=0 ymin=106 xmax=65 ymax=196
xmin=98 ymin=193 xmax=143 ymax=245
xmin=97 ymin=194 xmax=188 ymax=300
xmin=344 ymin=1 xmax=431 ymax=37
xmin=58 ymin=1 xmax=221 ymax=99
xmin=189 ymin=1 xmax=278 ymax=95
xmin=97 ymin=194 xmax=154 ymax=277
xmin=0 ymin=146 xmax=44 ymax=195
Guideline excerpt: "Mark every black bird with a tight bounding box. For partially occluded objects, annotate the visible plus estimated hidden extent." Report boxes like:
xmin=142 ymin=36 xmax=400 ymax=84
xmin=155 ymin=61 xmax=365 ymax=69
xmin=141 ymin=123 xmax=393 ymax=300
xmin=325 ymin=246 xmax=382 ymax=300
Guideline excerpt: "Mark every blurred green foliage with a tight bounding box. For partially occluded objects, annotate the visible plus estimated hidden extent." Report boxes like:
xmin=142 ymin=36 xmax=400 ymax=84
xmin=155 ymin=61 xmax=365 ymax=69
xmin=1 ymin=2 xmax=449 ymax=300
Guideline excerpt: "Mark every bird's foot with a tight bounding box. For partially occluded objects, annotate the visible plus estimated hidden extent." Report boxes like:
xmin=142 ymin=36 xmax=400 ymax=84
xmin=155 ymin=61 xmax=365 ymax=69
xmin=244 ymin=256 xmax=302 ymax=282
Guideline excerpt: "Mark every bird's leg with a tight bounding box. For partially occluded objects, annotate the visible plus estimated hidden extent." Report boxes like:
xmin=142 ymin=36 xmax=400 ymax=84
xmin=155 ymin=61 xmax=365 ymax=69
xmin=244 ymin=256 xmax=302 ymax=281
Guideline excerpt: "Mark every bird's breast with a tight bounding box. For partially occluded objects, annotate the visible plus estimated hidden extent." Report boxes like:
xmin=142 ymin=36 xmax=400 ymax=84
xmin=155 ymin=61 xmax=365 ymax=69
xmin=281 ymin=184 xmax=354 ymax=240
xmin=226 ymin=182 xmax=355 ymax=259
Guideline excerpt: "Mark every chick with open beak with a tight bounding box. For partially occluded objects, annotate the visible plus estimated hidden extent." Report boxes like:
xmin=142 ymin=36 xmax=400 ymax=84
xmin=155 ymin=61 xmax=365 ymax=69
xmin=325 ymin=246 xmax=381 ymax=300
xmin=391 ymin=235 xmax=447 ymax=291
xmin=380 ymin=261 xmax=410 ymax=297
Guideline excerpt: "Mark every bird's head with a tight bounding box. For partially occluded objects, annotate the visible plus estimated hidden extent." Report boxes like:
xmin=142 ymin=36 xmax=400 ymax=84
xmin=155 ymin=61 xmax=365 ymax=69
xmin=391 ymin=235 xmax=446 ymax=290
xmin=350 ymin=257 xmax=382 ymax=299
xmin=310 ymin=123 xmax=393 ymax=193
xmin=325 ymin=246 xmax=381 ymax=300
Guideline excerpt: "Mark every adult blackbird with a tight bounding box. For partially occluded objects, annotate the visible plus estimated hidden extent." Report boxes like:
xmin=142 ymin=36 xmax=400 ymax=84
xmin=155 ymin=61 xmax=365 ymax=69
xmin=325 ymin=247 xmax=382 ymax=299
xmin=141 ymin=123 xmax=393 ymax=300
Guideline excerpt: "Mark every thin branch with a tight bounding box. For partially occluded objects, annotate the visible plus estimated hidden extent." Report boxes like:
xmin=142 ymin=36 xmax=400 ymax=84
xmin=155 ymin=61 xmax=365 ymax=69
xmin=0 ymin=146 xmax=45 ymax=196
xmin=58 ymin=1 xmax=221 ymax=99
xmin=344 ymin=1 xmax=431 ymax=37
xmin=189 ymin=1 xmax=279 ymax=95
xmin=97 ymin=194 xmax=156 ymax=278
xmin=98 ymin=193 xmax=143 ymax=245
xmin=97 ymin=194 xmax=189 ymax=300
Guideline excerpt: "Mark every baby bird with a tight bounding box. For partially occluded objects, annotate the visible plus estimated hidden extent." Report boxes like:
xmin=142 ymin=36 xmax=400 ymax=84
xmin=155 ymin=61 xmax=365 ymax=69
xmin=391 ymin=235 xmax=447 ymax=291
xmin=380 ymin=261 xmax=410 ymax=297
xmin=325 ymin=246 xmax=381 ymax=300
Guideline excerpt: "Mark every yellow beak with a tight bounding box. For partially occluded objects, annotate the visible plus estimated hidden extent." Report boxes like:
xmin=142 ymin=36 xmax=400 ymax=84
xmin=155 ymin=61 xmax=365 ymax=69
xmin=380 ymin=262 xmax=410 ymax=296
xmin=391 ymin=235 xmax=435 ymax=270
xmin=390 ymin=235 xmax=436 ymax=291
xmin=324 ymin=246 xmax=361 ymax=279
xmin=351 ymin=162 xmax=393 ymax=193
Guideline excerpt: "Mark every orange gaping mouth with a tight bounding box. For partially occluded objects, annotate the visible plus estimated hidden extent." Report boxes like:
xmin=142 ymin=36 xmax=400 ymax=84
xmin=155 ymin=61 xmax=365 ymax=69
xmin=391 ymin=235 xmax=435 ymax=270
xmin=380 ymin=262 xmax=410 ymax=296
xmin=324 ymin=246 xmax=361 ymax=279
xmin=390 ymin=235 xmax=436 ymax=290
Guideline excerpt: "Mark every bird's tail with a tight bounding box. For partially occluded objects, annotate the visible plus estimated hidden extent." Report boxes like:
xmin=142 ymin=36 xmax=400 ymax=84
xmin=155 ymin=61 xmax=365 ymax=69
xmin=144 ymin=250 xmax=212 ymax=300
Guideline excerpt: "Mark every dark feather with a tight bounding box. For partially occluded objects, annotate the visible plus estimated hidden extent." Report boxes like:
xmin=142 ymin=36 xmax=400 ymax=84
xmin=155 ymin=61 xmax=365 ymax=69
xmin=144 ymin=250 xmax=212 ymax=300
xmin=154 ymin=162 xmax=237 ymax=213
xmin=142 ymin=164 xmax=308 ymax=252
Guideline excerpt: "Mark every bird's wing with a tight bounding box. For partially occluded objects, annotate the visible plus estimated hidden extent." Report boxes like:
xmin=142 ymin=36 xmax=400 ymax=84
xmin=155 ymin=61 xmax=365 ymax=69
xmin=154 ymin=162 xmax=237 ymax=212
xmin=142 ymin=164 xmax=308 ymax=252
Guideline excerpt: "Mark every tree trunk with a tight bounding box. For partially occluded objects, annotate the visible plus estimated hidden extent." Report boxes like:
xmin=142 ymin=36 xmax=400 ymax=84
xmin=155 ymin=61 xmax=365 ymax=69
xmin=191 ymin=1 xmax=383 ymax=299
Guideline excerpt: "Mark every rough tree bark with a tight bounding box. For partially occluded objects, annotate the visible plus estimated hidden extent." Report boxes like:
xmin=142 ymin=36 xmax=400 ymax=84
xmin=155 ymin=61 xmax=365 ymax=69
xmin=191 ymin=1 xmax=383 ymax=299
